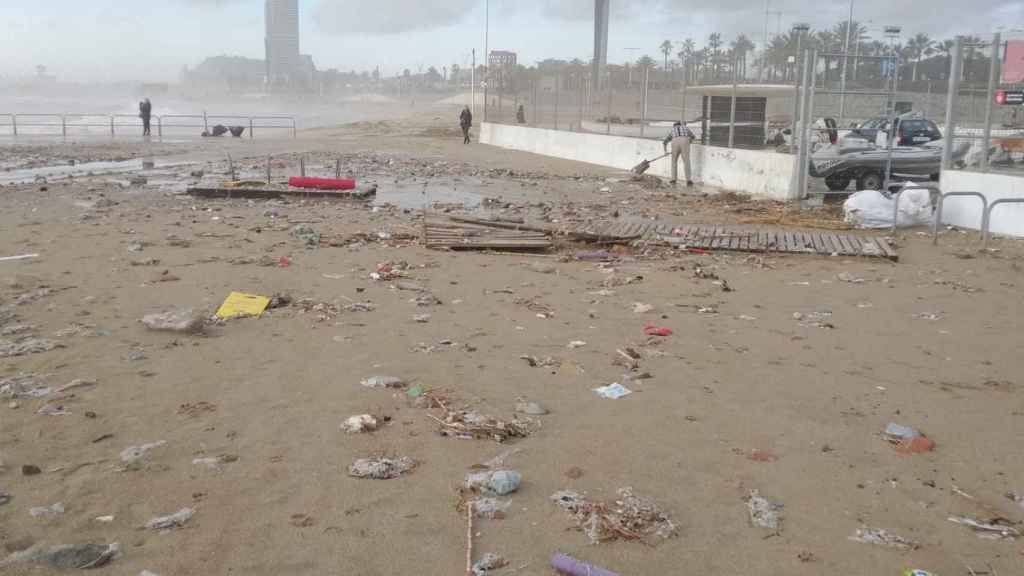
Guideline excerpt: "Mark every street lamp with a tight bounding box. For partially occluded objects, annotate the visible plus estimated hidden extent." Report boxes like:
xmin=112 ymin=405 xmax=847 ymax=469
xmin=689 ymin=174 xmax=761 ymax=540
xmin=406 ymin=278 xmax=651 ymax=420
xmin=791 ymin=23 xmax=810 ymax=134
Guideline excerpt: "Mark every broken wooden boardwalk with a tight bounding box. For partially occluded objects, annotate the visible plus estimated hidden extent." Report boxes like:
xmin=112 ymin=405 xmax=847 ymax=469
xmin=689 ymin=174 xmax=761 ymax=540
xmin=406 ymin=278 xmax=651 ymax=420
xmin=423 ymin=216 xmax=553 ymax=251
xmin=578 ymin=220 xmax=898 ymax=260
xmin=187 ymin=185 xmax=376 ymax=200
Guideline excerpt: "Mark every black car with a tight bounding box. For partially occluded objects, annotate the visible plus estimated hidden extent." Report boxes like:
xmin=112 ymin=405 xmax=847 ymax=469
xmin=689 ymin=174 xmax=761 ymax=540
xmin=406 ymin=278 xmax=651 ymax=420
xmin=850 ymin=116 xmax=942 ymax=146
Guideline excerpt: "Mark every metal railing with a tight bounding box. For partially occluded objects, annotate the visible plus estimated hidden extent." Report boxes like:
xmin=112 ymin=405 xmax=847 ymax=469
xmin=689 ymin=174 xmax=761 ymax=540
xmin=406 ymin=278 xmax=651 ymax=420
xmin=982 ymin=198 xmax=1024 ymax=248
xmin=932 ymin=191 xmax=988 ymax=244
xmin=0 ymin=112 xmax=297 ymax=139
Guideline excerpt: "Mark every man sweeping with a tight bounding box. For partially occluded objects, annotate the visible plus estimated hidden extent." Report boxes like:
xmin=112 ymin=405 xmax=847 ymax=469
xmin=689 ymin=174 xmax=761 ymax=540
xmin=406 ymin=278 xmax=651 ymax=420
xmin=663 ymin=121 xmax=694 ymax=187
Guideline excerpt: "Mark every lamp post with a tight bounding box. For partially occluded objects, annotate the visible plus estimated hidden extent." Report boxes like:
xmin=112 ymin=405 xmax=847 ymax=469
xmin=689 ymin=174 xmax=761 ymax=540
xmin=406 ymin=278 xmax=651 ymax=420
xmin=838 ymin=0 xmax=854 ymax=125
xmin=483 ymin=0 xmax=489 ymax=121
xmin=884 ymin=25 xmax=902 ymax=96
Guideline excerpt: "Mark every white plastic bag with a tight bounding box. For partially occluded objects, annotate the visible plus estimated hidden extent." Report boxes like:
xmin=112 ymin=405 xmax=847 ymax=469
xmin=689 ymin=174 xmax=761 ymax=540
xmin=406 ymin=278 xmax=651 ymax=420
xmin=843 ymin=187 xmax=933 ymax=229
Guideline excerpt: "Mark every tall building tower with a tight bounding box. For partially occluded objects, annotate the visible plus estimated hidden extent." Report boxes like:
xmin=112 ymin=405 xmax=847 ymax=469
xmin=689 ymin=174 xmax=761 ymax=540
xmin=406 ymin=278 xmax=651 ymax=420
xmin=265 ymin=0 xmax=300 ymax=86
xmin=593 ymin=0 xmax=610 ymax=89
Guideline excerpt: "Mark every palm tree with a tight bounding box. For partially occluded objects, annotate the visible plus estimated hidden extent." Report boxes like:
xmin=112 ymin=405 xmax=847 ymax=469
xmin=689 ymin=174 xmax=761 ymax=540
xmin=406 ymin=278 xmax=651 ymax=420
xmin=660 ymin=40 xmax=674 ymax=72
xmin=935 ymin=39 xmax=956 ymax=80
xmin=815 ymin=30 xmax=838 ymax=79
xmin=708 ymin=33 xmax=723 ymax=80
xmin=906 ymin=33 xmax=935 ymax=81
xmin=766 ymin=35 xmax=789 ymax=81
xmin=678 ymin=38 xmax=696 ymax=83
xmin=731 ymin=34 xmax=756 ymax=79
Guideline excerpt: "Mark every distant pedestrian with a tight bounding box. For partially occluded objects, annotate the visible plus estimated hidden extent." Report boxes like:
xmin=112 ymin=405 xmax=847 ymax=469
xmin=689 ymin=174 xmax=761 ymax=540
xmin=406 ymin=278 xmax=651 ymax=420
xmin=663 ymin=121 xmax=694 ymax=187
xmin=516 ymin=104 xmax=526 ymax=124
xmin=139 ymin=98 xmax=152 ymax=136
xmin=460 ymin=106 xmax=473 ymax=144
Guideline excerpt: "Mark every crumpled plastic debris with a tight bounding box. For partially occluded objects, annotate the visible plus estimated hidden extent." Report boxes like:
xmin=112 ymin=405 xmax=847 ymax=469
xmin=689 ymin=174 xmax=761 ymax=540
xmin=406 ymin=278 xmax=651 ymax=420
xmin=550 ymin=487 xmax=677 ymax=545
xmin=593 ymin=383 xmax=632 ymax=399
xmin=643 ymin=325 xmax=673 ymax=337
xmin=348 ymin=456 xmax=417 ymax=479
xmin=360 ymin=376 xmax=406 ymax=389
xmin=466 ymin=470 xmax=522 ymax=496
xmin=472 ymin=553 xmax=508 ymax=575
xmin=947 ymin=515 xmax=1020 ymax=540
xmin=292 ymin=225 xmax=321 ymax=247
xmin=0 ymin=373 xmax=52 ymax=398
xmin=140 ymin=310 xmax=205 ymax=334
xmin=144 ymin=508 xmax=194 ymax=531
xmin=30 ymin=502 xmax=65 ymax=518
xmin=120 ymin=441 xmax=167 ymax=464
xmin=848 ymin=527 xmax=919 ymax=549
xmin=340 ymin=414 xmax=379 ymax=434
xmin=0 ymin=338 xmax=64 ymax=358
xmin=18 ymin=543 xmax=120 ymax=570
xmin=191 ymin=454 xmax=238 ymax=469
xmin=746 ymin=490 xmax=781 ymax=530
xmin=470 ymin=497 xmax=511 ymax=519
xmin=0 ymin=490 xmax=10 ymax=506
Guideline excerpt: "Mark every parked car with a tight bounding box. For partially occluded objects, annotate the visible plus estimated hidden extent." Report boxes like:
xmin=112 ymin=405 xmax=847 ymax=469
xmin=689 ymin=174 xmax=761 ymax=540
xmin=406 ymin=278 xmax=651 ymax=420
xmin=849 ymin=115 xmax=943 ymax=147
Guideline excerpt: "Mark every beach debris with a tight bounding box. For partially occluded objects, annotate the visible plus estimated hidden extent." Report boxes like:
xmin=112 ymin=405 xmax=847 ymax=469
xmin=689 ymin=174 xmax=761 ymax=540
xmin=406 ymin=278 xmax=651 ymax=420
xmin=0 ymin=373 xmax=52 ymax=398
xmin=95 ymin=516 xmax=115 ymax=523
xmin=550 ymin=487 xmax=677 ymax=545
xmin=348 ymin=456 xmax=417 ymax=479
xmin=292 ymin=225 xmax=321 ymax=247
xmin=30 ymin=502 xmax=65 ymax=518
xmin=20 ymin=543 xmax=120 ymax=570
xmin=848 ymin=527 xmax=919 ymax=549
xmin=519 ymin=355 xmax=561 ymax=369
xmin=947 ymin=516 xmax=1020 ymax=540
xmin=144 ymin=508 xmax=194 ymax=531
xmin=341 ymin=414 xmax=379 ymax=434
xmin=413 ymin=314 xmax=431 ymax=323
xmin=120 ymin=440 xmax=167 ymax=464
xmin=884 ymin=423 xmax=935 ymax=454
xmin=360 ymin=376 xmax=406 ymax=389
xmin=567 ymin=341 xmax=587 ymax=349
xmin=467 ymin=497 xmax=511 ymax=519
xmin=191 ymin=454 xmax=238 ymax=469
xmin=837 ymin=272 xmax=866 ymax=283
xmin=431 ymin=408 xmax=532 ymax=442
xmin=472 ymin=553 xmax=508 ymax=575
xmin=514 ymin=400 xmax=548 ymax=416
xmin=215 ymin=292 xmax=271 ymax=319
xmin=55 ymin=379 xmax=97 ymax=394
xmin=0 ymin=338 xmax=63 ymax=358
xmin=141 ymin=310 xmax=205 ymax=334
xmin=643 ymin=325 xmax=673 ymax=337
xmin=21 ymin=464 xmax=42 ymax=476
xmin=792 ymin=311 xmax=835 ymax=329
xmin=37 ymin=401 xmax=72 ymax=416
xmin=551 ymin=553 xmax=620 ymax=576
xmin=632 ymin=303 xmax=654 ymax=314
xmin=593 ymin=383 xmax=633 ymax=400
xmin=371 ymin=261 xmax=408 ymax=281
xmin=0 ymin=254 xmax=39 ymax=263
xmin=1007 ymin=491 xmax=1024 ymax=511
xmin=466 ymin=470 xmax=522 ymax=496
xmin=0 ymin=490 xmax=10 ymax=506
xmin=903 ymin=571 xmax=935 ymax=576
xmin=746 ymin=490 xmax=781 ymax=530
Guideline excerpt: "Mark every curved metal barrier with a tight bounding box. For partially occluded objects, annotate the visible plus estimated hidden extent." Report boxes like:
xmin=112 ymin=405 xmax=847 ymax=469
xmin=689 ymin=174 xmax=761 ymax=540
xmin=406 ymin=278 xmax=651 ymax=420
xmin=932 ymin=191 xmax=988 ymax=245
xmin=982 ymin=198 xmax=1024 ymax=249
xmin=0 ymin=113 xmax=296 ymax=139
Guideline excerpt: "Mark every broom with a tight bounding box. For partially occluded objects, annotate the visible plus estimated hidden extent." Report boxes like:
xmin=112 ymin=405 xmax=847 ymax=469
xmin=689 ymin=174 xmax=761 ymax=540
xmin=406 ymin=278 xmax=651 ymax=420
xmin=631 ymin=152 xmax=670 ymax=175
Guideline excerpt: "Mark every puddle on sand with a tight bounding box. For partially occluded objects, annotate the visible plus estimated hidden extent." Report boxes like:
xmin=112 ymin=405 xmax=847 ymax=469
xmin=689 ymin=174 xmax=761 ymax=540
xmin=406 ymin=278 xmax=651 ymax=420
xmin=372 ymin=181 xmax=486 ymax=210
xmin=0 ymin=158 xmax=194 ymax=185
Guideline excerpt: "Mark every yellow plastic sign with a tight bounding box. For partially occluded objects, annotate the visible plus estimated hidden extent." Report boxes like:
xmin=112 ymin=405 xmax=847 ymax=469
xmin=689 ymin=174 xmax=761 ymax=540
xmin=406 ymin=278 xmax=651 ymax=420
xmin=215 ymin=292 xmax=271 ymax=319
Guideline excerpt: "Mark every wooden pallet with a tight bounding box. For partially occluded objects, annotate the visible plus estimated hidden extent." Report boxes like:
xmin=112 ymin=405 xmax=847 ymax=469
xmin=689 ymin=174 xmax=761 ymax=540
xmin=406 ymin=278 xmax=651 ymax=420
xmin=187 ymin=185 xmax=377 ymax=200
xmin=423 ymin=217 xmax=552 ymax=251
xmin=581 ymin=220 xmax=898 ymax=260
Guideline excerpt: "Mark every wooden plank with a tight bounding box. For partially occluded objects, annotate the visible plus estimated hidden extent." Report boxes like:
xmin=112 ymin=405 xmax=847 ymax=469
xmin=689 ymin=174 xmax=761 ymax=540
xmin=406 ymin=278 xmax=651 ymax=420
xmin=836 ymin=234 xmax=855 ymax=255
xmin=810 ymin=232 xmax=828 ymax=254
xmin=820 ymin=233 xmax=837 ymax=254
xmin=800 ymin=232 xmax=813 ymax=252
xmin=874 ymin=237 xmax=899 ymax=261
xmin=846 ymin=235 xmax=863 ymax=254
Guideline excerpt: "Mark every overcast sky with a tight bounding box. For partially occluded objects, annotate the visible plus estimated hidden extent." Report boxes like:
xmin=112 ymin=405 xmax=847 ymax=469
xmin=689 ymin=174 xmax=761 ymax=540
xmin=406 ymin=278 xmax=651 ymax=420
xmin=1 ymin=0 xmax=1020 ymax=82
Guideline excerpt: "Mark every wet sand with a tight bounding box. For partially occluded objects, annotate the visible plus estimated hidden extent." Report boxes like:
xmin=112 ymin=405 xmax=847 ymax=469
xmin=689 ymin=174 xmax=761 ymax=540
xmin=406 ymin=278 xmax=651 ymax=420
xmin=1 ymin=108 xmax=1023 ymax=575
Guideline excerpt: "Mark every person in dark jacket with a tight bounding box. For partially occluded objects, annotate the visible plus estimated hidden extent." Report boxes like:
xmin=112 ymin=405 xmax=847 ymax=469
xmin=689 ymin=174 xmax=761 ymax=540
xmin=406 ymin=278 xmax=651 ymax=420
xmin=139 ymin=98 xmax=152 ymax=136
xmin=460 ymin=106 xmax=473 ymax=144
xmin=516 ymin=104 xmax=526 ymax=124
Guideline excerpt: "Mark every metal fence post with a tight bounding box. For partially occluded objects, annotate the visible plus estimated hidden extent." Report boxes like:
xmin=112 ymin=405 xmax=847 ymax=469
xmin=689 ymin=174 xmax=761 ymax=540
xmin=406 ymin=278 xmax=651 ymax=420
xmin=110 ymin=116 xmax=115 ymax=137
xmin=981 ymin=32 xmax=1001 ymax=172
xmin=554 ymin=74 xmax=559 ymax=130
xmin=799 ymin=51 xmax=818 ymax=199
xmin=300 ymin=156 xmax=306 ymax=178
xmin=728 ymin=56 xmax=738 ymax=148
xmin=61 ymin=116 xmax=66 ymax=139
xmin=250 ymin=118 xmax=254 ymax=139
xmin=266 ymin=156 xmax=272 ymax=184
xmin=606 ymin=71 xmax=613 ymax=135
xmin=680 ymin=64 xmax=688 ymax=123
xmin=157 ymin=117 xmax=162 ymax=140
xmin=794 ymin=50 xmax=812 ymax=200
xmin=11 ymin=115 xmax=16 ymax=137
xmin=941 ymin=38 xmax=963 ymax=172
xmin=203 ymin=111 xmax=209 ymax=133
xmin=640 ymin=66 xmax=649 ymax=138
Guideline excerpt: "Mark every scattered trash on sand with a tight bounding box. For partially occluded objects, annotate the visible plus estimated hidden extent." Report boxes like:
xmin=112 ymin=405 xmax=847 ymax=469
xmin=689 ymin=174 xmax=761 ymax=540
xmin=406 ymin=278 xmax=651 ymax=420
xmin=632 ymin=303 xmax=654 ymax=314
xmin=341 ymin=414 xmax=379 ymax=434
xmin=120 ymin=440 xmax=167 ymax=464
xmin=0 ymin=490 xmax=10 ymax=506
xmin=141 ymin=310 xmax=205 ymax=334
xmin=883 ymin=423 xmax=935 ymax=454
xmin=465 ymin=497 xmax=511 ymax=519
xmin=550 ymin=487 xmax=677 ymax=545
xmin=10 ymin=543 xmax=121 ymax=570
xmin=947 ymin=516 xmax=1020 ymax=540
xmin=793 ymin=311 xmax=835 ymax=329
xmin=843 ymin=188 xmax=932 ymax=229
xmin=215 ymin=292 xmax=271 ymax=319
xmin=0 ymin=338 xmax=64 ymax=358
xmin=514 ymin=400 xmax=548 ymax=416
xmin=371 ymin=261 xmax=408 ymax=281
xmin=746 ymin=490 xmax=781 ymax=530
xmin=430 ymin=408 xmax=533 ymax=443
xmin=360 ymin=376 xmax=406 ymax=389
xmin=567 ymin=341 xmax=587 ymax=349
xmin=21 ymin=464 xmax=42 ymax=476
xmin=593 ymin=383 xmax=633 ymax=399
xmin=144 ymin=507 xmax=194 ymax=531
xmin=292 ymin=225 xmax=322 ymax=247
xmin=348 ymin=456 xmax=417 ymax=479
xmin=848 ymin=527 xmax=919 ymax=549
xmin=471 ymin=552 xmax=508 ymax=575
xmin=413 ymin=314 xmax=431 ymax=323
xmin=837 ymin=271 xmax=865 ymax=284
xmin=551 ymin=553 xmax=620 ymax=576
xmin=0 ymin=373 xmax=52 ymax=398
xmin=1007 ymin=491 xmax=1024 ymax=512
xmin=192 ymin=454 xmax=238 ymax=469
xmin=29 ymin=502 xmax=65 ymax=518
xmin=643 ymin=325 xmax=673 ymax=337
xmin=465 ymin=470 xmax=522 ymax=496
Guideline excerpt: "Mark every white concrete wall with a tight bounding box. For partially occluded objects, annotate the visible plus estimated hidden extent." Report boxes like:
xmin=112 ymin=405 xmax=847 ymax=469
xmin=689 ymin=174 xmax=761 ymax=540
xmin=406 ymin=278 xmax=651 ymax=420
xmin=480 ymin=122 xmax=796 ymax=200
xmin=940 ymin=170 xmax=1024 ymax=238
